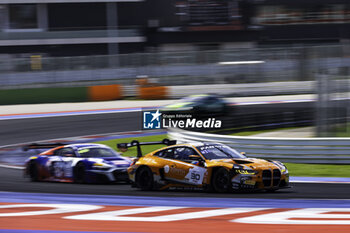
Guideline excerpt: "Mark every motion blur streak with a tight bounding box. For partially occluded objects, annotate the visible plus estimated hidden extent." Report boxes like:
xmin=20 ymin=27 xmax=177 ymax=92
xmin=0 ymin=193 xmax=350 ymax=233
xmin=1 ymin=192 xmax=350 ymax=208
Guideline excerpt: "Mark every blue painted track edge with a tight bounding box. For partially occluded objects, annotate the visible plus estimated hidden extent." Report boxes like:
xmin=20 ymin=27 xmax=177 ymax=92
xmin=1 ymin=191 xmax=350 ymax=208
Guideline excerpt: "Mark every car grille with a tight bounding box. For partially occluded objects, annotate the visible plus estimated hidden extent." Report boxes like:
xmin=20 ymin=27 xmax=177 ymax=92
xmin=273 ymin=169 xmax=281 ymax=186
xmin=262 ymin=170 xmax=272 ymax=187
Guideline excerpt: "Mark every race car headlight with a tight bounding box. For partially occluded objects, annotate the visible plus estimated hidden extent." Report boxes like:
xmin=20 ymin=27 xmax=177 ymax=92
xmin=278 ymin=163 xmax=288 ymax=174
xmin=281 ymin=167 xmax=288 ymax=174
xmin=270 ymin=160 xmax=288 ymax=174
xmin=235 ymin=169 xmax=258 ymax=175
xmin=92 ymin=163 xmax=112 ymax=170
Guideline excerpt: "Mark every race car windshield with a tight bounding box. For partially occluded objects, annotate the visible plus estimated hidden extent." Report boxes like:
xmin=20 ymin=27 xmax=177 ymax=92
xmin=78 ymin=147 xmax=121 ymax=158
xmin=196 ymin=145 xmax=246 ymax=160
xmin=181 ymin=95 xmax=205 ymax=102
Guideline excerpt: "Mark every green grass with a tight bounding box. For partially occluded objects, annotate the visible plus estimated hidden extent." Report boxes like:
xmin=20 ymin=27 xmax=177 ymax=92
xmin=209 ymin=126 xmax=302 ymax=135
xmin=334 ymin=124 xmax=350 ymax=137
xmin=229 ymin=127 xmax=302 ymax=136
xmin=285 ymin=163 xmax=350 ymax=177
xmin=0 ymin=87 xmax=87 ymax=105
xmin=229 ymin=130 xmax=271 ymax=136
xmin=97 ymin=134 xmax=350 ymax=177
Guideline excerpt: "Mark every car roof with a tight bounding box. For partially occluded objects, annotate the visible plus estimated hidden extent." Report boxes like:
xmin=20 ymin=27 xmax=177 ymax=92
xmin=64 ymin=143 xmax=110 ymax=149
xmin=188 ymin=94 xmax=220 ymax=98
xmin=188 ymin=94 xmax=209 ymax=98
xmin=166 ymin=142 xmax=224 ymax=148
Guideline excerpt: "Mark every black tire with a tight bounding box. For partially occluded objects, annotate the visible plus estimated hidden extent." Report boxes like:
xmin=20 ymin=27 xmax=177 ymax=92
xmin=212 ymin=167 xmax=231 ymax=193
xmin=73 ymin=163 xmax=86 ymax=183
xmin=28 ymin=162 xmax=39 ymax=182
xmin=135 ymin=166 xmax=154 ymax=191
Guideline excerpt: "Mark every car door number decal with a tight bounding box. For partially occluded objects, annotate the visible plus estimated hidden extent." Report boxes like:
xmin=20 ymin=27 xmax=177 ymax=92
xmin=52 ymin=161 xmax=65 ymax=177
xmin=191 ymin=173 xmax=200 ymax=181
xmin=52 ymin=161 xmax=73 ymax=178
xmin=185 ymin=166 xmax=206 ymax=185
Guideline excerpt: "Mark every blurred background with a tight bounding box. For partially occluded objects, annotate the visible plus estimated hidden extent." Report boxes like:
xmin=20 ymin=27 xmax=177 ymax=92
xmin=1 ymin=0 xmax=350 ymax=136
xmin=0 ymin=1 xmax=350 ymax=208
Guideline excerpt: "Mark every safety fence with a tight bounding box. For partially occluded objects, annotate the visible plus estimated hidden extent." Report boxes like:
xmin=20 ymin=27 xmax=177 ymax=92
xmin=168 ymin=128 xmax=350 ymax=164
xmin=1 ymin=45 xmax=349 ymax=88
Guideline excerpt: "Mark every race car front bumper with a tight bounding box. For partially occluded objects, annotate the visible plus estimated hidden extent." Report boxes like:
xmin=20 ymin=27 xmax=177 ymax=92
xmin=231 ymin=170 xmax=290 ymax=191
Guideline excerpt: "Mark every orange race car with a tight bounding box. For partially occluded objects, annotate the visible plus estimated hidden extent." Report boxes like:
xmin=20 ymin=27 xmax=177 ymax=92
xmin=118 ymin=139 xmax=290 ymax=192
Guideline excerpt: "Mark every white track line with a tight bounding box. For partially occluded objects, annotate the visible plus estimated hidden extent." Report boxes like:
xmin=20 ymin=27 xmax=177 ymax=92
xmin=291 ymin=180 xmax=350 ymax=184
xmin=0 ymin=164 xmax=24 ymax=170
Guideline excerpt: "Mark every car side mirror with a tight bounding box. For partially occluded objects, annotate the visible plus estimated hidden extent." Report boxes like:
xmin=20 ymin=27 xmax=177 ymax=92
xmin=240 ymin=152 xmax=246 ymax=156
xmin=189 ymin=155 xmax=202 ymax=160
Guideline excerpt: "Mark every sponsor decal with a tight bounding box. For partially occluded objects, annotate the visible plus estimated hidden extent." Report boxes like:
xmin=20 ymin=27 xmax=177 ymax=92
xmin=164 ymin=165 xmax=170 ymax=173
xmin=168 ymin=167 xmax=187 ymax=176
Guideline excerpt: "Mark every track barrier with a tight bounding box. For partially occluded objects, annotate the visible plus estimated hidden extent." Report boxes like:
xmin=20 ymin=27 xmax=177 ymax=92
xmin=169 ymin=128 xmax=350 ymax=164
xmin=88 ymin=84 xmax=123 ymax=101
xmin=138 ymin=86 xmax=168 ymax=99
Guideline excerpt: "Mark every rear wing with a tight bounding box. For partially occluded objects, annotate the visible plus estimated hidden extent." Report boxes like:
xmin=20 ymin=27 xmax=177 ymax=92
xmin=117 ymin=139 xmax=176 ymax=158
xmin=22 ymin=143 xmax=67 ymax=151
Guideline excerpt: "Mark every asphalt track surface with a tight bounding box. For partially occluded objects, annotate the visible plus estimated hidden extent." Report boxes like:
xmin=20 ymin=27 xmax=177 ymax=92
xmin=0 ymin=111 xmax=141 ymax=146
xmin=0 ymin=166 xmax=349 ymax=199
xmin=0 ymin=100 xmax=348 ymax=200
xmin=0 ymin=101 xmax=313 ymax=146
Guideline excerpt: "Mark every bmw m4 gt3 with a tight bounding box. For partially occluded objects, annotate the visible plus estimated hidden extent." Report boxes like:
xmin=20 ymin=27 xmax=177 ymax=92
xmin=120 ymin=139 xmax=290 ymax=192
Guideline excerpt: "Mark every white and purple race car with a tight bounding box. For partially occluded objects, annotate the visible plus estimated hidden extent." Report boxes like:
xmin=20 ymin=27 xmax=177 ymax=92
xmin=24 ymin=143 xmax=132 ymax=183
